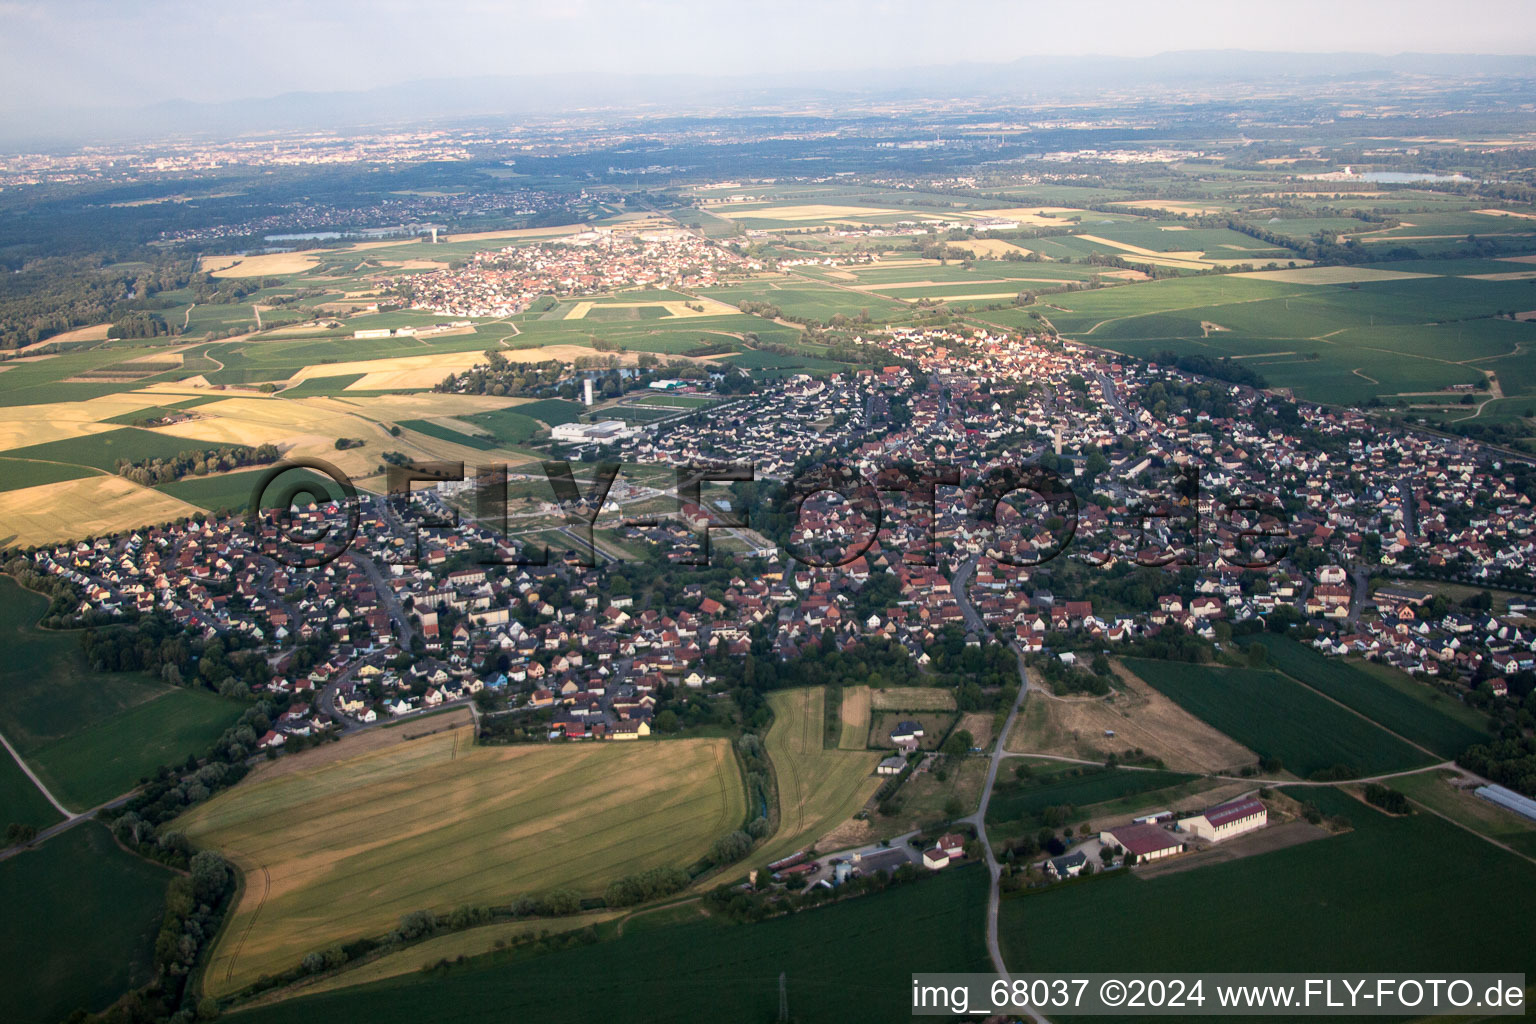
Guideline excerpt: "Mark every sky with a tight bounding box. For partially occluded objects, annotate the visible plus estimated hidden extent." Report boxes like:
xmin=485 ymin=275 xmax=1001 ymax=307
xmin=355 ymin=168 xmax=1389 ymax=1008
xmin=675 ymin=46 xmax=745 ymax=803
xmin=3 ymin=0 xmax=1536 ymax=114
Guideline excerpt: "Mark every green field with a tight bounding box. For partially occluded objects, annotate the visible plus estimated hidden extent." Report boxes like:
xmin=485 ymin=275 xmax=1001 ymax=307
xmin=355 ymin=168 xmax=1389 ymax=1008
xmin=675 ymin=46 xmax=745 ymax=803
xmin=0 ymin=822 xmax=173 ymax=1024
xmin=156 ymin=465 xmax=351 ymax=512
xmin=1255 ymin=636 xmax=1492 ymax=759
xmin=985 ymin=764 xmax=1198 ymax=829
xmin=0 ymin=456 xmax=101 ymax=492
xmin=1392 ymin=769 xmax=1536 ymax=859
xmin=1124 ymin=659 xmax=1431 ymax=778
xmin=1038 ymin=267 xmax=1536 ymax=407
xmin=0 ymin=576 xmax=243 ymax=809
xmin=760 ymin=689 xmax=881 ymax=866
xmin=1000 ymin=788 xmax=1536 ymax=986
xmin=2 ymin=425 xmax=253 ymax=474
xmin=0 ymin=742 xmax=63 ymax=831
xmin=513 ymin=398 xmax=585 ymax=425
xmin=234 ymin=862 xmax=989 ymax=1024
xmin=458 ymin=407 xmax=546 ymax=446
xmin=399 ymin=418 xmax=499 ymax=450
xmin=177 ymin=726 xmax=746 ymax=995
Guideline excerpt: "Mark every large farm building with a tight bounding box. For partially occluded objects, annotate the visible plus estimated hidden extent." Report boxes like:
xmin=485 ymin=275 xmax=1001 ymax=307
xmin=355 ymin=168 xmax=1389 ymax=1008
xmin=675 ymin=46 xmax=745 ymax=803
xmin=1099 ymin=823 xmax=1185 ymax=864
xmin=1178 ymin=797 xmax=1268 ymax=843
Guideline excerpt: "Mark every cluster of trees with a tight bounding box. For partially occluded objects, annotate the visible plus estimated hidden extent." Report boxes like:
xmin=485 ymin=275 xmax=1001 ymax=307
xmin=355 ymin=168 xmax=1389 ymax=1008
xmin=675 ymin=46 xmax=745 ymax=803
xmin=1151 ymin=350 xmax=1268 ymax=390
xmin=0 ymin=254 xmax=196 ymax=350
xmin=116 ymin=443 xmax=280 ymax=486
xmin=108 ymin=311 xmax=172 ymax=339
xmin=604 ymin=866 xmax=691 ymax=907
xmin=1363 ymin=783 xmax=1413 ymax=814
xmin=706 ymin=856 xmax=933 ymax=924
xmin=1459 ymin=736 xmax=1536 ymax=797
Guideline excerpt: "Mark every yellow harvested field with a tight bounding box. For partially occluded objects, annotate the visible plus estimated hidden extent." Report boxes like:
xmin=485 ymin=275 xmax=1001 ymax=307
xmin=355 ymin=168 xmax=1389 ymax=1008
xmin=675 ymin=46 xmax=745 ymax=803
xmin=1475 ymin=209 xmax=1536 ymax=221
xmin=1467 ymin=270 xmax=1536 ymax=281
xmin=152 ymin=393 xmax=529 ymax=477
xmin=1110 ymin=200 xmax=1227 ymax=216
xmin=0 ymin=475 xmax=200 ymax=546
xmin=202 ymin=252 xmax=323 ymax=278
xmin=1073 ymin=234 xmax=1213 ymax=267
xmin=346 ymin=224 xmax=588 ymax=251
xmin=34 ymin=322 xmax=111 ymax=347
xmin=1500 ymin=254 xmax=1536 ymax=265
xmin=563 ymin=296 xmax=738 ymax=320
xmin=283 ymin=351 xmax=491 ymax=391
xmin=710 ymin=204 xmax=907 ymax=222
xmin=1232 ymin=266 xmax=1440 ymax=284
xmin=839 ymin=685 xmax=872 ymax=750
xmin=868 ymin=687 xmax=958 ymax=711
xmin=967 ymin=206 xmax=1089 ymax=225
xmin=949 ymin=239 xmax=1034 ymax=258
xmin=760 ymin=689 xmax=880 ymax=866
xmin=0 ymin=395 xmax=179 ymax=450
xmin=177 ymin=727 xmax=745 ymax=996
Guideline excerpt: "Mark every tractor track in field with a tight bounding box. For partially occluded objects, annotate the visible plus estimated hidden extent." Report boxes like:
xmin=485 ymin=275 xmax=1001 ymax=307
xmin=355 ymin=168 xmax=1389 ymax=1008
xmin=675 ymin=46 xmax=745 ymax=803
xmin=224 ymin=864 xmax=272 ymax=986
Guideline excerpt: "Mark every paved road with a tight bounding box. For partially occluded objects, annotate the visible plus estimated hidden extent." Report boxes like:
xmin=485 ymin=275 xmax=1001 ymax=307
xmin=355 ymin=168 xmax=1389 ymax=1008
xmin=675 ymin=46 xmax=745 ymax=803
xmin=948 ymin=555 xmax=1051 ymax=1021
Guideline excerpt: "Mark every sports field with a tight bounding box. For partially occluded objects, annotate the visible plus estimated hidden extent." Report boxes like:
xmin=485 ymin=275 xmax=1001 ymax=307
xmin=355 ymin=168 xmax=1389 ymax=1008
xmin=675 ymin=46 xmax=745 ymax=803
xmin=999 ymin=787 xmax=1536 ymax=979
xmin=0 ymin=822 xmax=173 ymax=1024
xmin=759 ymin=689 xmax=881 ymax=865
xmin=177 ymin=726 xmax=746 ymax=995
xmin=1124 ymin=659 xmax=1431 ymax=778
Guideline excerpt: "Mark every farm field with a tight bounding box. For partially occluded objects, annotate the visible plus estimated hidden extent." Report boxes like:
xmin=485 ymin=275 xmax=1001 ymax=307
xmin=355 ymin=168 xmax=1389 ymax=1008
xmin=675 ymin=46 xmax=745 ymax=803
xmin=1007 ymin=667 xmax=1258 ymax=774
xmin=759 ymin=689 xmax=881 ymax=866
xmin=838 ymin=685 xmax=871 ymax=750
xmin=234 ymin=861 xmax=989 ymax=1024
xmin=157 ymin=465 xmax=348 ymax=513
xmin=1034 ymin=266 xmax=1536 ymax=407
xmin=1124 ymin=659 xmax=1432 ymax=778
xmin=1391 ymin=768 xmax=1536 ymax=859
xmin=1254 ymin=636 xmax=1492 ymax=758
xmin=867 ymin=686 xmax=957 ymax=711
xmin=0 ymin=576 xmax=243 ymax=809
xmin=0 ymin=739 xmax=64 ymax=830
xmin=985 ymin=762 xmax=1200 ymax=833
xmin=0 ymin=822 xmax=173 ymax=1024
xmin=999 ymin=788 xmax=1536 ymax=985
xmin=30 ymin=686 xmax=241 ymax=809
xmin=280 ymin=910 xmax=627 ymax=1001
xmin=176 ymin=726 xmax=746 ymax=996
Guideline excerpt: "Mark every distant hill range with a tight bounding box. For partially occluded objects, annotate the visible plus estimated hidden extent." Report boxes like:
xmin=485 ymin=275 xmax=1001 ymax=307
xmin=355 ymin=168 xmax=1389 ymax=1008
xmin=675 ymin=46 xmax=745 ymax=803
xmin=11 ymin=50 xmax=1536 ymax=145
